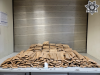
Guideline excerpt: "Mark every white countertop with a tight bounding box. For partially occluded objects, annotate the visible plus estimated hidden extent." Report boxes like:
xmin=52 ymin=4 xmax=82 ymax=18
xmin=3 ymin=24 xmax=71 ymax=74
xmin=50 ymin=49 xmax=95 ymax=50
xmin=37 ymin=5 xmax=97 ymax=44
xmin=0 ymin=52 xmax=100 ymax=73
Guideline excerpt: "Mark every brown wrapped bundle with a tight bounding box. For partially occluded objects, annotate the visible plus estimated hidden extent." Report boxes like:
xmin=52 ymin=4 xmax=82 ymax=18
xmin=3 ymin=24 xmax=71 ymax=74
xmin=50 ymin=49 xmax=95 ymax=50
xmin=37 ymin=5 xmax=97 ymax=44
xmin=42 ymin=52 xmax=50 ymax=59
xmin=36 ymin=52 xmax=42 ymax=59
xmin=36 ymin=44 xmax=43 ymax=47
xmin=84 ymin=56 xmax=97 ymax=64
xmin=43 ymin=46 xmax=49 ymax=49
xmin=30 ymin=44 xmax=36 ymax=48
xmin=57 ymin=48 xmax=64 ymax=52
xmin=73 ymin=50 xmax=84 ymax=59
xmin=50 ymin=53 xmax=57 ymax=60
xmin=56 ymin=44 xmax=63 ymax=46
xmin=65 ymin=52 xmax=72 ymax=59
xmin=42 ymin=49 xmax=49 ymax=52
xmin=64 ymin=48 xmax=72 ymax=52
xmin=34 ymin=46 xmax=42 ymax=50
xmin=62 ymin=44 xmax=70 ymax=48
xmin=43 ymin=41 xmax=49 ymax=46
xmin=50 ymin=46 xmax=56 ymax=49
xmin=50 ymin=48 xmax=57 ymax=52
xmin=0 ymin=41 xmax=99 ymax=68
xmin=1 ymin=57 xmax=13 ymax=67
xmin=50 ymin=43 xmax=56 ymax=46
xmin=69 ymin=52 xmax=76 ymax=58
xmin=56 ymin=44 xmax=63 ymax=49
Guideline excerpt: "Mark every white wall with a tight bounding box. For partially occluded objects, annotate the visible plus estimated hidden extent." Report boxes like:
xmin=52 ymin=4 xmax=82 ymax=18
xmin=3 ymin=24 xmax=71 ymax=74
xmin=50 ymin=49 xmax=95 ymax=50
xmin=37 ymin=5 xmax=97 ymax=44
xmin=0 ymin=0 xmax=13 ymax=58
xmin=87 ymin=0 xmax=100 ymax=60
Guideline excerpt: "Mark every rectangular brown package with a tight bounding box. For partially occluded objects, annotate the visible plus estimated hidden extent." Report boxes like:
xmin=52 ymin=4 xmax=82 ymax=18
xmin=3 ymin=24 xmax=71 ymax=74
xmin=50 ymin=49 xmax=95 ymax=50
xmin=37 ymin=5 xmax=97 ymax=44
xmin=43 ymin=46 xmax=49 ymax=49
xmin=43 ymin=41 xmax=49 ymax=46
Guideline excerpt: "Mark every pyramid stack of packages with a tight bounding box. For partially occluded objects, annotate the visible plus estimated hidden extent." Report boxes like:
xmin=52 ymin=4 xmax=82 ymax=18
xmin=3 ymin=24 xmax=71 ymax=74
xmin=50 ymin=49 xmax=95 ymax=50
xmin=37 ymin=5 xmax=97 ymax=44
xmin=0 ymin=41 xmax=100 ymax=68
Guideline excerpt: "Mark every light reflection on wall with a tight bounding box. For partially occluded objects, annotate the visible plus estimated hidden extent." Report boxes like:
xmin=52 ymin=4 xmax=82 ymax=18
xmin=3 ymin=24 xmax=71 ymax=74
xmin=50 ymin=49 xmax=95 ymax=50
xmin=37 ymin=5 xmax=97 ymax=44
xmin=33 ymin=1 xmax=46 ymax=43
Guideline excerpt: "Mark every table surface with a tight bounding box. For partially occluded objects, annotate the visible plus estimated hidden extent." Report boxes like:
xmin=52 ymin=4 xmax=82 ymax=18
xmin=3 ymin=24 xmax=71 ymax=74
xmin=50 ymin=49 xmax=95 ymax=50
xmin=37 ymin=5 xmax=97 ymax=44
xmin=0 ymin=52 xmax=100 ymax=73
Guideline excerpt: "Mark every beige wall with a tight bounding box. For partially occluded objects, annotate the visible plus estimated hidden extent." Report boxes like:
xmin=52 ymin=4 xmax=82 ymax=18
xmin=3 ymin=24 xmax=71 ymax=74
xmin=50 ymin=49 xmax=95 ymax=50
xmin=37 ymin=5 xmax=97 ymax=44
xmin=87 ymin=0 xmax=100 ymax=60
xmin=0 ymin=0 xmax=13 ymax=58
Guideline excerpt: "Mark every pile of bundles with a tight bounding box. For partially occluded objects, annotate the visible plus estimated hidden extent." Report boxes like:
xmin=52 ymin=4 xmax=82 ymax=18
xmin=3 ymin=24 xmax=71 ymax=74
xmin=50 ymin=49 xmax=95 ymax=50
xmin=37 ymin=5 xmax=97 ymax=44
xmin=0 ymin=41 xmax=100 ymax=68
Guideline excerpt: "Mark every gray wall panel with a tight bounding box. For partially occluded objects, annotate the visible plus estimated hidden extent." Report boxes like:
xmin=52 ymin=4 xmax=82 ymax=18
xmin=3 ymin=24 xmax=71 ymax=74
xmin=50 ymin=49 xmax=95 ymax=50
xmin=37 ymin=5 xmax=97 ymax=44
xmin=14 ymin=0 xmax=88 ymax=52
xmin=14 ymin=12 xmax=87 ymax=20
xmin=74 ymin=32 xmax=86 ymax=40
xmin=15 ymin=36 xmax=28 ymax=45
xmin=15 ymin=45 xmax=29 ymax=52
xmin=14 ymin=27 xmax=28 ymax=35
xmin=74 ymin=41 xmax=86 ymax=52
xmin=14 ymin=1 xmax=87 ymax=6
xmin=26 ymin=25 xmax=74 ymax=34
xmin=14 ymin=20 xmax=27 ymax=27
